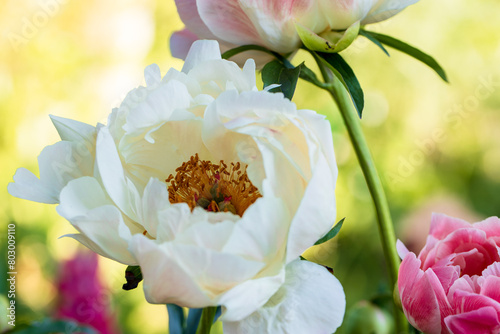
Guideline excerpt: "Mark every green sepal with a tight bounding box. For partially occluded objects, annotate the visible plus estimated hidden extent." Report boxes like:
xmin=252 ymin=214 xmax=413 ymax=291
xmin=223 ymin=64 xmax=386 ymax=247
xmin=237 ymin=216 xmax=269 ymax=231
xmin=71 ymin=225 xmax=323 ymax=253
xmin=314 ymin=218 xmax=345 ymax=246
xmin=315 ymin=51 xmax=365 ymax=117
xmin=360 ymin=29 xmax=448 ymax=82
xmin=261 ymin=60 xmax=301 ymax=100
xmin=296 ymin=21 xmax=360 ymax=53
xmin=122 ymin=265 xmax=143 ymax=291
xmin=6 ymin=318 xmax=98 ymax=334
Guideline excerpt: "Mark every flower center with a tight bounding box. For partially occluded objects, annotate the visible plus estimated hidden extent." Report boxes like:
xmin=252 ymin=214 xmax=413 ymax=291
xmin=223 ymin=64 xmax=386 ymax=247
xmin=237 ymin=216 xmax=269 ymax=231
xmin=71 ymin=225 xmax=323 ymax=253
xmin=166 ymin=154 xmax=261 ymax=216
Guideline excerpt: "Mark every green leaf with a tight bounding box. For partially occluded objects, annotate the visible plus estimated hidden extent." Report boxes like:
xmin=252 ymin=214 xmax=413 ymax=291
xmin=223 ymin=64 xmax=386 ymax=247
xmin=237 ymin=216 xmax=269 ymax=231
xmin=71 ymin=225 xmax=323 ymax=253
xmin=6 ymin=318 xmax=97 ymax=334
xmin=298 ymin=63 xmax=325 ymax=87
xmin=359 ymin=30 xmax=390 ymax=56
xmin=360 ymin=29 xmax=448 ymax=82
xmin=261 ymin=60 xmax=301 ymax=100
xmin=314 ymin=218 xmax=345 ymax=246
xmin=122 ymin=265 xmax=143 ymax=291
xmin=262 ymin=60 xmax=285 ymax=92
xmin=316 ymin=52 xmax=365 ymax=117
xmin=278 ymin=65 xmax=301 ymax=100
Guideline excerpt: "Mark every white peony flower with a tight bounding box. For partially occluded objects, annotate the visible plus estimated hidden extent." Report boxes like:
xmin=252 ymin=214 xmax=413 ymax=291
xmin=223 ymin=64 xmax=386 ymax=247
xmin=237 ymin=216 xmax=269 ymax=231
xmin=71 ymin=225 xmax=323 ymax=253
xmin=9 ymin=40 xmax=345 ymax=332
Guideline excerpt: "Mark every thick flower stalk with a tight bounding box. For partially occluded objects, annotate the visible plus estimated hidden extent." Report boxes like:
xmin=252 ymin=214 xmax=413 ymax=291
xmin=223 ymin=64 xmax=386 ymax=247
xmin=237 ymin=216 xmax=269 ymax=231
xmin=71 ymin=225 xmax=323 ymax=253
xmin=397 ymin=213 xmax=500 ymax=333
xmin=9 ymin=40 xmax=345 ymax=333
xmin=171 ymin=0 xmax=419 ymax=59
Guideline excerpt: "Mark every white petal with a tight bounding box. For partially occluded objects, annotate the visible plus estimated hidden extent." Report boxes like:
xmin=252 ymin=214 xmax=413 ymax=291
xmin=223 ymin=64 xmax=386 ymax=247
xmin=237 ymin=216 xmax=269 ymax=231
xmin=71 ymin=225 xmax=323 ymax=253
xmin=96 ymin=127 xmax=140 ymax=221
xmin=182 ymin=40 xmax=222 ymax=73
xmin=138 ymin=178 xmax=171 ymax=238
xmin=285 ymin=154 xmax=336 ymax=263
xmin=318 ymin=0 xmax=376 ymax=29
xmin=8 ymin=168 xmax=58 ymax=204
xmin=223 ymin=196 xmax=289 ymax=262
xmin=50 ymin=115 xmax=96 ymax=143
xmin=118 ymin=117 xmax=209 ymax=190
xmin=57 ymin=177 xmax=136 ymax=264
xmin=144 ymin=64 xmax=162 ymax=87
xmin=122 ymin=80 xmax=192 ymax=136
xmin=223 ymin=260 xmax=346 ymax=334
xmin=296 ymin=109 xmax=337 ymax=179
xmin=363 ymin=0 xmax=419 ymax=24
xmin=164 ymin=242 xmax=266 ymax=296
xmin=156 ymin=203 xmax=194 ymax=242
xmin=128 ymin=235 xmax=216 ymax=307
xmin=8 ymin=140 xmax=94 ymax=204
xmin=218 ymin=270 xmax=285 ymax=322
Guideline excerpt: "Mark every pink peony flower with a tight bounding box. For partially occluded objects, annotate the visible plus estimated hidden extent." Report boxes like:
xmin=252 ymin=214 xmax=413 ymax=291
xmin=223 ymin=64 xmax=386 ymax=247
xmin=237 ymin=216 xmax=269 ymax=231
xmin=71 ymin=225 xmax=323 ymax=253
xmin=171 ymin=0 xmax=419 ymax=59
xmin=397 ymin=213 xmax=500 ymax=334
xmin=55 ymin=250 xmax=119 ymax=334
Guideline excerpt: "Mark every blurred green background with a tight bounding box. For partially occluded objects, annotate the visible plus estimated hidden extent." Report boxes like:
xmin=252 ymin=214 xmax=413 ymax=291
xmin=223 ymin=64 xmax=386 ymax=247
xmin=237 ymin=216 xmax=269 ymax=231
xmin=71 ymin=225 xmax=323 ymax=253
xmin=1 ymin=0 xmax=499 ymax=333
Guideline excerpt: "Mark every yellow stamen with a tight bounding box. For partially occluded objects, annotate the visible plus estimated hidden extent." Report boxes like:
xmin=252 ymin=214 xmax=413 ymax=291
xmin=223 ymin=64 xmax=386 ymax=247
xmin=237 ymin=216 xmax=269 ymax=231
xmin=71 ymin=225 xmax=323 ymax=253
xmin=166 ymin=154 xmax=261 ymax=216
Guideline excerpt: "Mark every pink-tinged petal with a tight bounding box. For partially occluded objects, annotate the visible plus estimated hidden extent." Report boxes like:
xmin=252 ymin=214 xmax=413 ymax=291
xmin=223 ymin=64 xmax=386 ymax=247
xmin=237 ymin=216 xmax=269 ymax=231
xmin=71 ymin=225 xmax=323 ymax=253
xmin=429 ymin=213 xmax=471 ymax=240
xmin=418 ymin=235 xmax=440 ymax=265
xmin=431 ymin=265 xmax=460 ymax=295
xmin=445 ymin=307 xmax=500 ymax=334
xmin=223 ymin=260 xmax=345 ymax=333
xmin=398 ymin=253 xmax=444 ymax=333
xmin=474 ymin=216 xmax=500 ymax=247
xmin=432 ymin=229 xmax=500 ymax=276
xmin=451 ymin=289 xmax=500 ymax=316
xmin=170 ymin=29 xmax=199 ymax=60
xmin=197 ymin=0 xmax=261 ymax=46
xmin=483 ymin=262 xmax=500 ymax=278
xmin=397 ymin=239 xmax=410 ymax=259
xmin=447 ymin=276 xmax=478 ymax=303
xmin=235 ymin=0 xmax=321 ymax=52
xmin=425 ymin=268 xmax=454 ymax=331
xmin=398 ymin=253 xmax=422 ymax=298
xmin=175 ymin=0 xmax=216 ymax=39
xmin=481 ymin=276 xmax=500 ymax=304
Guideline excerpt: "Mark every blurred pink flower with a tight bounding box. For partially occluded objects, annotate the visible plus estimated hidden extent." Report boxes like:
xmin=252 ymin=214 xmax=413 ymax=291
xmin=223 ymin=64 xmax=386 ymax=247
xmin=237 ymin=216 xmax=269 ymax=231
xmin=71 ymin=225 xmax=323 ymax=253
xmin=397 ymin=213 xmax=500 ymax=334
xmin=55 ymin=250 xmax=118 ymax=334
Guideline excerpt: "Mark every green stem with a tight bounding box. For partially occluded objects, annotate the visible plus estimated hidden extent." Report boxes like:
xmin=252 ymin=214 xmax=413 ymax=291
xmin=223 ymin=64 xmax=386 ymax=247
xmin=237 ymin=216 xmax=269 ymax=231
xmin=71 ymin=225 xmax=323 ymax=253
xmin=195 ymin=307 xmax=217 ymax=334
xmin=312 ymin=53 xmax=407 ymax=333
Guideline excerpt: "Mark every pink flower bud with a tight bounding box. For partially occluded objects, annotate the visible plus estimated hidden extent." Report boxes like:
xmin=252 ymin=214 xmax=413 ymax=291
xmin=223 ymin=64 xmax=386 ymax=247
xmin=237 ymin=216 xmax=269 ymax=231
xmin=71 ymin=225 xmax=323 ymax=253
xmin=171 ymin=0 xmax=419 ymax=59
